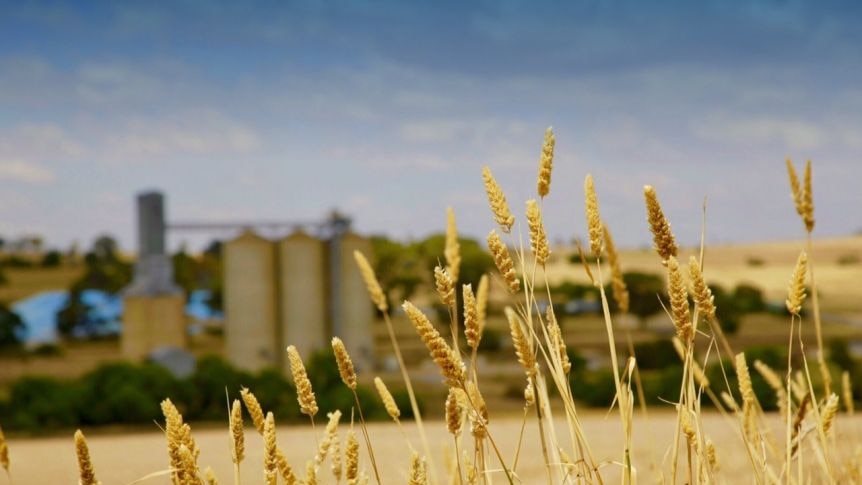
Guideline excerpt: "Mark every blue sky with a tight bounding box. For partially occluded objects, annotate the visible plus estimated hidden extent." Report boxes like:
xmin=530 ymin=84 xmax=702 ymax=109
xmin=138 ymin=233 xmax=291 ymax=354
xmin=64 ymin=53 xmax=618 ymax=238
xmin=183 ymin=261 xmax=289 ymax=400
xmin=1 ymin=0 xmax=861 ymax=252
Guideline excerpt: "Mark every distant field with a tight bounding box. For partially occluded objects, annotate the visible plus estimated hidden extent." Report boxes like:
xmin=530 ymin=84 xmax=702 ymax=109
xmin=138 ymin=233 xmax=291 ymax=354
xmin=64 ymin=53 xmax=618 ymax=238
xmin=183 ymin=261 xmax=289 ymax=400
xmin=6 ymin=413 xmax=861 ymax=484
xmin=539 ymin=235 xmax=862 ymax=313
xmin=0 ymin=265 xmax=83 ymax=303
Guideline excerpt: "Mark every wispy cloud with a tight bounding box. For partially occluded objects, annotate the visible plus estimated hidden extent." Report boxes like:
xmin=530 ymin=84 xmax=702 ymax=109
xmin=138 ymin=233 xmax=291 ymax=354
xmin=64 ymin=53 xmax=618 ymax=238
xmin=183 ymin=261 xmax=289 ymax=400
xmin=691 ymin=116 xmax=826 ymax=151
xmin=0 ymin=160 xmax=55 ymax=184
xmin=101 ymin=112 xmax=261 ymax=161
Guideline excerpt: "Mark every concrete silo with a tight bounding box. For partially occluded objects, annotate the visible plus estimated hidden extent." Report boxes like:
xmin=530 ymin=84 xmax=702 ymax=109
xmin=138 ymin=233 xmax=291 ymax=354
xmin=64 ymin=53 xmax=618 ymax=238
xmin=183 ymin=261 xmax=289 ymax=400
xmin=123 ymin=191 xmax=186 ymax=359
xmin=278 ymin=231 xmax=327 ymax=374
xmin=331 ymin=231 xmax=375 ymax=371
xmin=224 ymin=230 xmax=279 ymax=372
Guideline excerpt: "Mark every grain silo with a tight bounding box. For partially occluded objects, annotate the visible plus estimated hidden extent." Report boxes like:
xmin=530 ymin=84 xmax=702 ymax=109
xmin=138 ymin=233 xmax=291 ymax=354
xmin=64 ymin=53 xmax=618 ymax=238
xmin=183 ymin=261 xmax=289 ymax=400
xmin=224 ymin=230 xmax=279 ymax=371
xmin=278 ymin=231 xmax=327 ymax=374
xmin=332 ymin=231 xmax=375 ymax=371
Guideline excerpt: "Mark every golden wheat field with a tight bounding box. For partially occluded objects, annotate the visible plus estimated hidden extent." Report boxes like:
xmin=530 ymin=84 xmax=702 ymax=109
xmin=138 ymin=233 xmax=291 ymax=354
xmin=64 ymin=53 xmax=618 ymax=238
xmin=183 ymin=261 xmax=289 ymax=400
xmin=7 ymin=413 xmax=861 ymax=484
xmin=1 ymin=132 xmax=859 ymax=485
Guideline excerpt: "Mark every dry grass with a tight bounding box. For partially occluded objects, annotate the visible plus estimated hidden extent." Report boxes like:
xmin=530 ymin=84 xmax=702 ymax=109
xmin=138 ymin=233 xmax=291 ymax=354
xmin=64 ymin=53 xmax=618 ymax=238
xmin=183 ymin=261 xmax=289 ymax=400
xmin=0 ymin=265 xmax=84 ymax=303
xmin=3 ymin=414 xmax=860 ymax=483
xmin=539 ymin=236 xmax=862 ymax=313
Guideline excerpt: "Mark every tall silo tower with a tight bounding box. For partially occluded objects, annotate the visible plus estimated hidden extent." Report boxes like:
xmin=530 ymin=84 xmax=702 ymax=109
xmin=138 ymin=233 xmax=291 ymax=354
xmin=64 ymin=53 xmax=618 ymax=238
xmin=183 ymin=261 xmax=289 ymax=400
xmin=224 ymin=230 xmax=279 ymax=371
xmin=122 ymin=191 xmax=186 ymax=359
xmin=332 ymin=231 xmax=375 ymax=371
xmin=278 ymin=231 xmax=327 ymax=374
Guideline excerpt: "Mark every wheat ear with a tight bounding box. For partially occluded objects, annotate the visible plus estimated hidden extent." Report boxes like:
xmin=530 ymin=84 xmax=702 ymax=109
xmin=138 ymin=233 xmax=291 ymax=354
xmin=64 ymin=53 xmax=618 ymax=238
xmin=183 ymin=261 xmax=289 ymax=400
xmin=445 ymin=387 xmax=463 ymax=436
xmin=353 ymin=250 xmax=388 ymax=312
xmin=786 ymin=251 xmax=808 ymax=315
xmin=667 ymin=256 xmax=692 ymax=341
xmin=410 ymin=451 xmax=429 ymax=485
xmin=345 ymin=429 xmax=359 ymax=484
xmin=286 ymin=345 xmax=319 ymax=418
xmin=74 ymin=430 xmax=99 ymax=485
xmin=445 ymin=207 xmax=461 ymax=282
xmin=536 ymin=126 xmax=555 ymax=197
xmin=802 ymin=160 xmax=815 ymax=232
xmin=482 ymin=166 xmax=515 ymax=232
xmin=584 ymin=174 xmax=604 ymax=257
xmin=0 ymin=424 xmax=8 ymax=474
xmin=644 ymin=185 xmax=678 ymax=263
xmin=842 ymin=371 xmax=855 ymax=415
xmin=239 ymin=387 xmax=266 ymax=434
xmin=505 ymin=307 xmax=536 ymax=377
xmin=402 ymin=301 xmax=465 ymax=386
xmin=688 ymin=256 xmax=716 ymax=321
xmin=374 ymin=377 xmax=401 ymax=422
xmin=476 ymin=274 xmax=489 ymax=336
xmin=263 ymin=412 xmax=278 ymax=485
xmin=229 ymin=399 xmax=244 ymax=465
xmin=603 ymin=224 xmax=629 ymax=313
xmin=488 ymin=230 xmax=520 ymax=293
xmin=332 ymin=337 xmax=357 ymax=391
xmin=463 ymin=284 xmax=480 ymax=350
xmin=315 ymin=411 xmax=342 ymax=466
xmin=434 ymin=265 xmax=456 ymax=310
xmin=526 ymin=199 xmax=550 ymax=265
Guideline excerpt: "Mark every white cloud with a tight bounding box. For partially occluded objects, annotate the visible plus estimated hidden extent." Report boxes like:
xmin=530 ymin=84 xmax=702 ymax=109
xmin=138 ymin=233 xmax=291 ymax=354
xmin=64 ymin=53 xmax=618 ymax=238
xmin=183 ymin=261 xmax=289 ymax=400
xmin=0 ymin=123 xmax=84 ymax=160
xmin=0 ymin=160 xmax=56 ymax=184
xmin=100 ymin=112 xmax=262 ymax=161
xmin=692 ymin=116 xmax=825 ymax=150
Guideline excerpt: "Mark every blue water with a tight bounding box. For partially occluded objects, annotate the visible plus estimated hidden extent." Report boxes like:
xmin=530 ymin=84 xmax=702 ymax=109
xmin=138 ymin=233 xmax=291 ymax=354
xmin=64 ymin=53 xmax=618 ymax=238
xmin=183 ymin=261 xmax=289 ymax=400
xmin=11 ymin=289 xmax=223 ymax=344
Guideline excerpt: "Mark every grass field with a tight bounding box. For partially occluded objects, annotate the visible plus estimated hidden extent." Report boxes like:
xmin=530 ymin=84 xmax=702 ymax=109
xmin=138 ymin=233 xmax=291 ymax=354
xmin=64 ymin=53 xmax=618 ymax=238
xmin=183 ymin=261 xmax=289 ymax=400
xmin=0 ymin=265 xmax=83 ymax=304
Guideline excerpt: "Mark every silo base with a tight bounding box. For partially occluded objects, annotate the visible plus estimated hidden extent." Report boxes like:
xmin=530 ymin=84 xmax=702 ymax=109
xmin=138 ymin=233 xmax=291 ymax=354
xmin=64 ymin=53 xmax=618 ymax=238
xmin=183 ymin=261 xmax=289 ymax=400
xmin=122 ymin=294 xmax=187 ymax=360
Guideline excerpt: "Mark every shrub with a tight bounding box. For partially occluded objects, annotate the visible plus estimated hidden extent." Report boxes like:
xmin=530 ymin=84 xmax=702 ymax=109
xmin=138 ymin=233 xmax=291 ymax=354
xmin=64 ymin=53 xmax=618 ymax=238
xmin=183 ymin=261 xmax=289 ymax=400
xmin=837 ymin=254 xmax=860 ymax=265
xmin=632 ymin=340 xmax=679 ymax=370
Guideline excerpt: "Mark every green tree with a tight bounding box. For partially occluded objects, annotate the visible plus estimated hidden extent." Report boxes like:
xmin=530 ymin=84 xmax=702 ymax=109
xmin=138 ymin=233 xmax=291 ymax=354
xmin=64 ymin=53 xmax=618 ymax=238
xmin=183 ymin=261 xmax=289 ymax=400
xmin=733 ymin=284 xmax=765 ymax=313
xmin=623 ymin=272 xmax=665 ymax=327
xmin=0 ymin=303 xmax=24 ymax=348
xmin=172 ymin=247 xmax=200 ymax=298
xmin=41 ymin=250 xmax=62 ymax=267
xmin=710 ymin=285 xmax=745 ymax=335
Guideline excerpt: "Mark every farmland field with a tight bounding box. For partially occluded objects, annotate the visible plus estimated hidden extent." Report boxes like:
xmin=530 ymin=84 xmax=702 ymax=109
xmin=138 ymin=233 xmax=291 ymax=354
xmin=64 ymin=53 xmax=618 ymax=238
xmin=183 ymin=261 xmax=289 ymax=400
xmin=6 ymin=412 xmax=861 ymax=484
